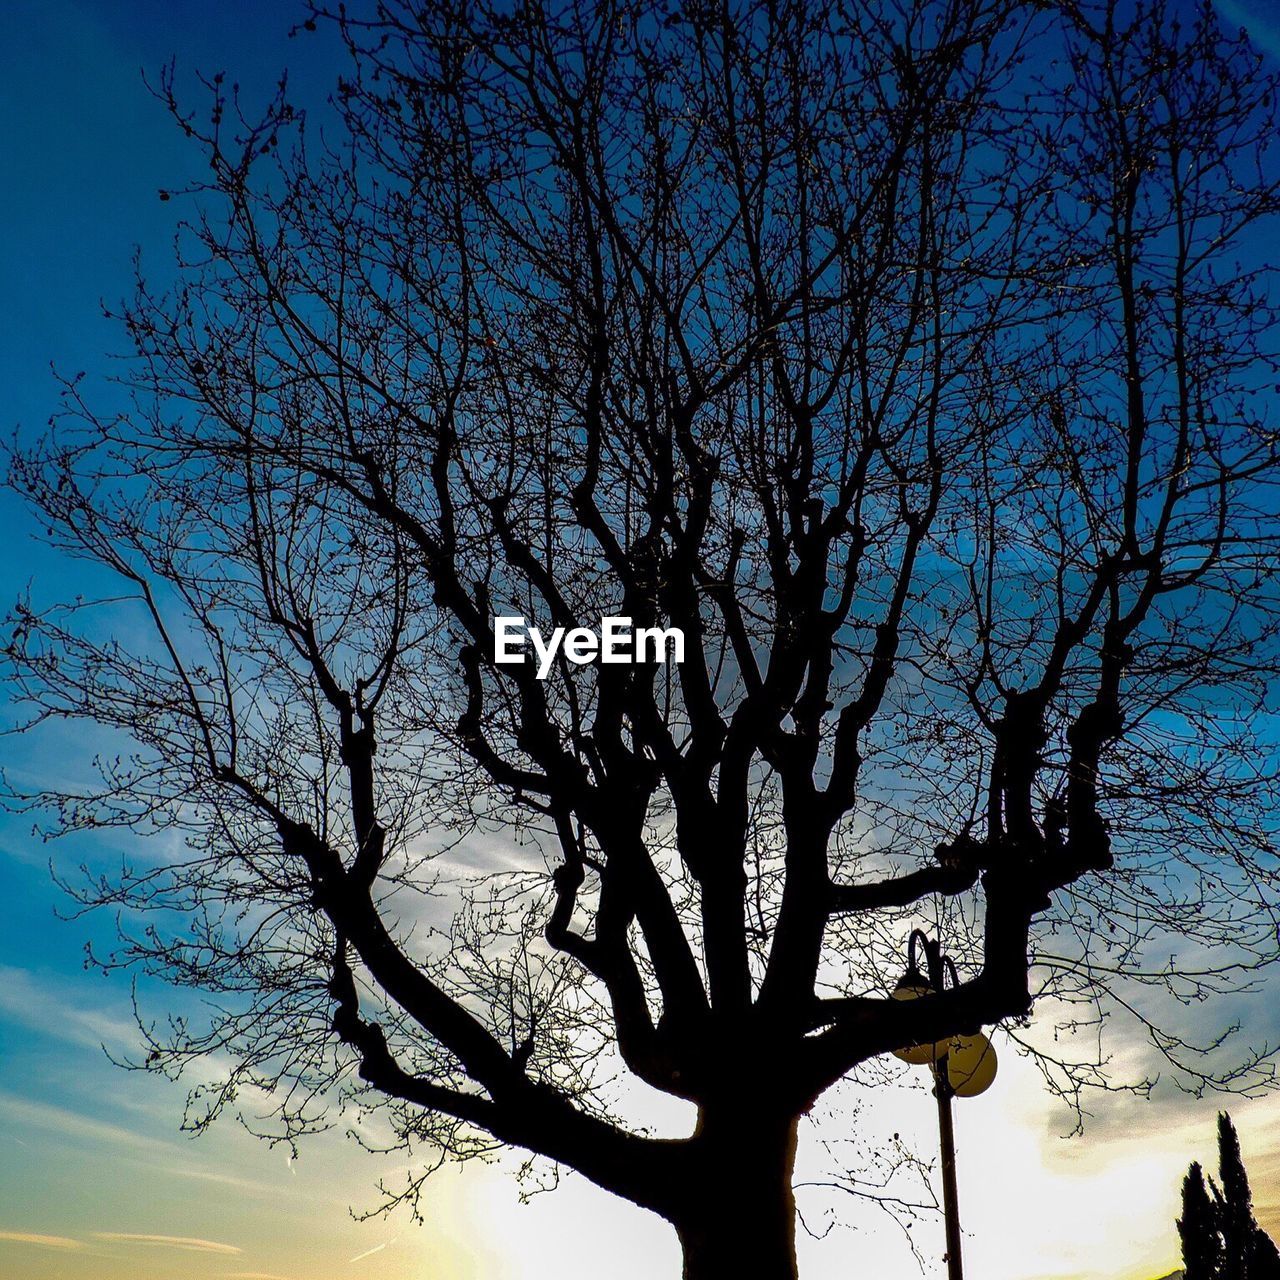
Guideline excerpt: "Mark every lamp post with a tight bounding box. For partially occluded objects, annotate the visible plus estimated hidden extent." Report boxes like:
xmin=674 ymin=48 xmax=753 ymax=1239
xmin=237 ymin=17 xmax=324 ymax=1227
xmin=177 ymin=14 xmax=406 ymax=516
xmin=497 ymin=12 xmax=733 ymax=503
xmin=892 ymin=929 xmax=998 ymax=1280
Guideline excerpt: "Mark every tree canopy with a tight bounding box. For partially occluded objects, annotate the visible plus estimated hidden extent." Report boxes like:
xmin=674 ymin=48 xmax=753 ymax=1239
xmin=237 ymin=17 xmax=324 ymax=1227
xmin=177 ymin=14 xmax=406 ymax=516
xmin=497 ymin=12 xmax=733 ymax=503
xmin=7 ymin=1 xmax=1280 ymax=1276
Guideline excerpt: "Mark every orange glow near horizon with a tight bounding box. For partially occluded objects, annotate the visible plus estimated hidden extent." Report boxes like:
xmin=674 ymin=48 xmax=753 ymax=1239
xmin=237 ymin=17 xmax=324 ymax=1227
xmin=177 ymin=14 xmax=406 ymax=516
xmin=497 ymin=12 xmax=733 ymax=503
xmin=3 ymin=964 xmax=1278 ymax=1280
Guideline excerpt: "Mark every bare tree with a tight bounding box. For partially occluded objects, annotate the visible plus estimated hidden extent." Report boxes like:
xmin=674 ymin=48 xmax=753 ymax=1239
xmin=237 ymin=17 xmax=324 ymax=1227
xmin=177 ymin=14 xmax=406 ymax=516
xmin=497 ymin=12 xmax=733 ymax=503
xmin=8 ymin=1 xmax=1280 ymax=1275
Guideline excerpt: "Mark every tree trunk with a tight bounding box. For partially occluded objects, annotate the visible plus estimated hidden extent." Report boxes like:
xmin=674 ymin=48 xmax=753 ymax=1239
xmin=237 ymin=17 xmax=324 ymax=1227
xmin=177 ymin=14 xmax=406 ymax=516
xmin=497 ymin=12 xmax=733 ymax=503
xmin=672 ymin=1108 xmax=800 ymax=1280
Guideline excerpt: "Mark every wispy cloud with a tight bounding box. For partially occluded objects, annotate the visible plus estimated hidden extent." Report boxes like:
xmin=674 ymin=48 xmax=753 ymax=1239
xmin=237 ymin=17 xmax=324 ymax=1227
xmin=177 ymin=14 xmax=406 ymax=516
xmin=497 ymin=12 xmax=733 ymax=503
xmin=1215 ymin=0 xmax=1280 ymax=64
xmin=0 ymin=1230 xmax=83 ymax=1250
xmin=159 ymin=1162 xmax=300 ymax=1199
xmin=0 ymin=1089 xmax=171 ymax=1155
xmin=93 ymin=1232 xmax=242 ymax=1255
xmin=0 ymin=964 xmax=140 ymax=1051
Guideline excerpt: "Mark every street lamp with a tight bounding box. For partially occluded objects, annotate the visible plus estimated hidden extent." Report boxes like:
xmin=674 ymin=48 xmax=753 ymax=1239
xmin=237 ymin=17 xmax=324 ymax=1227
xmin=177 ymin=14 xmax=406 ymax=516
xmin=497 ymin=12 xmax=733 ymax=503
xmin=893 ymin=929 xmax=998 ymax=1280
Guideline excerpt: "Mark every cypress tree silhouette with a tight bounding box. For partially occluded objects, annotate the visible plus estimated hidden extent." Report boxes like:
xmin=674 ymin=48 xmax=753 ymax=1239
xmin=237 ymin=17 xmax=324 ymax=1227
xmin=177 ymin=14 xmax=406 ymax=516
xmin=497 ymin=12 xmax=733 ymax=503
xmin=1220 ymin=1115 xmax=1256 ymax=1280
xmin=1250 ymin=1231 xmax=1280 ymax=1280
xmin=1178 ymin=1115 xmax=1280 ymax=1280
xmin=1180 ymin=1161 xmax=1221 ymax=1280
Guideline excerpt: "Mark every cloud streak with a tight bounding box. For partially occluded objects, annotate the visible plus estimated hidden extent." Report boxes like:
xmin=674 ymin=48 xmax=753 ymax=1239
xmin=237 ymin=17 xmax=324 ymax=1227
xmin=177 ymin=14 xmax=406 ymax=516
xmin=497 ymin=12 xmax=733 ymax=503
xmin=0 ymin=1089 xmax=173 ymax=1155
xmin=0 ymin=1230 xmax=83 ymax=1250
xmin=349 ymin=1239 xmax=394 ymax=1262
xmin=93 ymin=1232 xmax=242 ymax=1255
xmin=0 ymin=965 xmax=140 ymax=1051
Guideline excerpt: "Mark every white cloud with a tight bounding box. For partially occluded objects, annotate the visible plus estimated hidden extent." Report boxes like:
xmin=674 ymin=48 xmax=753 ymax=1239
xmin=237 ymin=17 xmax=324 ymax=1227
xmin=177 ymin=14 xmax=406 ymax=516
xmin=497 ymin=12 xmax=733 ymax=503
xmin=0 ymin=1230 xmax=83 ymax=1250
xmin=92 ymin=1232 xmax=242 ymax=1255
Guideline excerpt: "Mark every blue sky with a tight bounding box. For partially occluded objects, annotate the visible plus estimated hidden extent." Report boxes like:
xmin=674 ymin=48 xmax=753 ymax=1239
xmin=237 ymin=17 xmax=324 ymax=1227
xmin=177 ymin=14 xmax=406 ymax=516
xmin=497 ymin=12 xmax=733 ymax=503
xmin=2 ymin=3 xmax=1280 ymax=1279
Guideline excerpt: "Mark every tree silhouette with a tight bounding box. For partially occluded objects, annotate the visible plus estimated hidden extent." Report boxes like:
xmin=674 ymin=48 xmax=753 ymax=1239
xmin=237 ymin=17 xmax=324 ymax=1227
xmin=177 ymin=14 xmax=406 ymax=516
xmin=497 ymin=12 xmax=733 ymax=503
xmin=1181 ymin=1162 xmax=1221 ymax=1280
xmin=8 ymin=1 xmax=1280 ymax=1276
xmin=1178 ymin=1115 xmax=1280 ymax=1280
xmin=1253 ymin=1231 xmax=1280 ymax=1280
xmin=1221 ymin=1113 xmax=1256 ymax=1280
xmin=1249 ymin=1228 xmax=1280 ymax=1280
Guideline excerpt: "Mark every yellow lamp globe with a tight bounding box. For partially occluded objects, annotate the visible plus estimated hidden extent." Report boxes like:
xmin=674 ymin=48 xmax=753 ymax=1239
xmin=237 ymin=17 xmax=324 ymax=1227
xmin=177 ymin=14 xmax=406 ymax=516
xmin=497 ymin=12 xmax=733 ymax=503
xmin=943 ymin=1032 xmax=997 ymax=1097
xmin=894 ymin=1039 xmax=941 ymax=1065
xmin=890 ymin=973 xmax=945 ymax=1064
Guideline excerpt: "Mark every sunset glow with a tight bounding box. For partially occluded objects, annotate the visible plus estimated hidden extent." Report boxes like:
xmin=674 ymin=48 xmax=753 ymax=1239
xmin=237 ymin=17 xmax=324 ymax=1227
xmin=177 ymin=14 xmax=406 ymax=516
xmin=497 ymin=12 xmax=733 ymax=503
xmin=3 ymin=3 xmax=1280 ymax=1280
